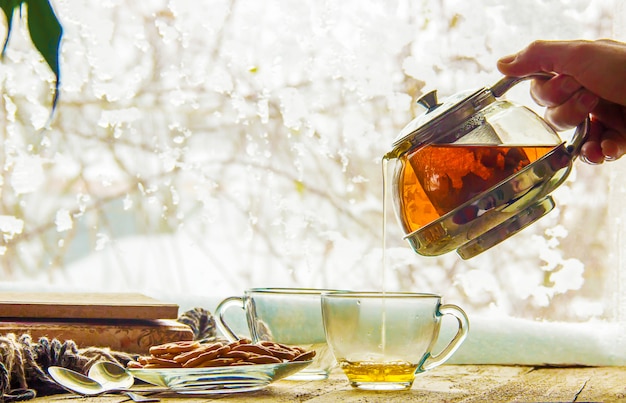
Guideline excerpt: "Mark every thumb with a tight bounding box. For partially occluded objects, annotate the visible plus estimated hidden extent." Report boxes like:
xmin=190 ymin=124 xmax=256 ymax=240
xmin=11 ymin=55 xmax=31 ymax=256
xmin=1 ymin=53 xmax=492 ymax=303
xmin=496 ymin=53 xmax=525 ymax=75
xmin=497 ymin=40 xmax=569 ymax=77
xmin=497 ymin=40 xmax=626 ymax=106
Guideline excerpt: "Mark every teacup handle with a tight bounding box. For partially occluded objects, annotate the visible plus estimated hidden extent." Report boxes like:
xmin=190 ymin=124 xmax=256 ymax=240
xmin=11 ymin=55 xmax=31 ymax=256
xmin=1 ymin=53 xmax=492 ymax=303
xmin=214 ymin=296 xmax=244 ymax=342
xmin=418 ymin=304 xmax=469 ymax=372
xmin=490 ymin=73 xmax=590 ymax=158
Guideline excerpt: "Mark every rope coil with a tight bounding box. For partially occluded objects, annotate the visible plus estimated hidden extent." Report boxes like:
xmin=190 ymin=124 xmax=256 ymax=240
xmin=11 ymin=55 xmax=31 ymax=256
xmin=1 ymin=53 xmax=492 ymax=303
xmin=0 ymin=307 xmax=215 ymax=401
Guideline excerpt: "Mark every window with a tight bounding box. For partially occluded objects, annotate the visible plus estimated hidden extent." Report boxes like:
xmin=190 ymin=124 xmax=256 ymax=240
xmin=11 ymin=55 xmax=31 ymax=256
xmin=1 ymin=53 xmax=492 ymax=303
xmin=1 ymin=0 xmax=624 ymax=364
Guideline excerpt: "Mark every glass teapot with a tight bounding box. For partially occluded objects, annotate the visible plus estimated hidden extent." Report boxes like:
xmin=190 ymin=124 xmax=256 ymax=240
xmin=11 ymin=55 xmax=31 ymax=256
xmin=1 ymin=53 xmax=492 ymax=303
xmin=385 ymin=74 xmax=589 ymax=259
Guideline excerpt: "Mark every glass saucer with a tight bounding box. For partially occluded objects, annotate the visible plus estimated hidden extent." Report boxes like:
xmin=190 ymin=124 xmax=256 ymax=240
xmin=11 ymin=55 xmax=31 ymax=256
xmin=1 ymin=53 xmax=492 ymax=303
xmin=128 ymin=360 xmax=312 ymax=394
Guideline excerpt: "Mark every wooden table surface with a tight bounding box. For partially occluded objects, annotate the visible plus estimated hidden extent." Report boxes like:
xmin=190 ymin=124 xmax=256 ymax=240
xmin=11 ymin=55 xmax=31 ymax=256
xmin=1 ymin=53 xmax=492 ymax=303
xmin=33 ymin=365 xmax=626 ymax=402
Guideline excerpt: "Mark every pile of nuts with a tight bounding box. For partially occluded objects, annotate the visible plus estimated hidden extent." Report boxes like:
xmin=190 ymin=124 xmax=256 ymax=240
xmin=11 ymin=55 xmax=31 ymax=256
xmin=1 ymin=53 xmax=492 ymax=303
xmin=128 ymin=338 xmax=316 ymax=369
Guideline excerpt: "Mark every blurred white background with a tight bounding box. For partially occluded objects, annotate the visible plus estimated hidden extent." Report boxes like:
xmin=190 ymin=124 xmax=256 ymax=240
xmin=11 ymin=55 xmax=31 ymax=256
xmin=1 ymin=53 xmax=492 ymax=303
xmin=1 ymin=0 xmax=624 ymax=331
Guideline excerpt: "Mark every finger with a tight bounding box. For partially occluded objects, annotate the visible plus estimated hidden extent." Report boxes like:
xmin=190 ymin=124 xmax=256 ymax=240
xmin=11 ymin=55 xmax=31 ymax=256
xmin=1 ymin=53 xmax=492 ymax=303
xmin=529 ymin=74 xmax=582 ymax=107
xmin=543 ymin=89 xmax=598 ymax=131
xmin=600 ymin=129 xmax=626 ymax=161
xmin=589 ymin=100 xmax=626 ymax=138
xmin=579 ymin=119 xmax=605 ymax=164
xmin=580 ymin=141 xmax=604 ymax=164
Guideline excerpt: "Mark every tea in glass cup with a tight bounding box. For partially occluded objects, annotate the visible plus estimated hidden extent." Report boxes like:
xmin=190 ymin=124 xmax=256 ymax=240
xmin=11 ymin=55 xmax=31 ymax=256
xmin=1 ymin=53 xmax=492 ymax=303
xmin=321 ymin=291 xmax=469 ymax=390
xmin=215 ymin=287 xmax=340 ymax=380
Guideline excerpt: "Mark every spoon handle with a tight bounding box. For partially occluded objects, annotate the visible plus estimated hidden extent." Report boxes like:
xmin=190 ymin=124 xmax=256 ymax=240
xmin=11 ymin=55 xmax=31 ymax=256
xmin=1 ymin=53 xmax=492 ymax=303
xmin=122 ymin=383 xmax=263 ymax=393
xmin=125 ymin=391 xmax=160 ymax=403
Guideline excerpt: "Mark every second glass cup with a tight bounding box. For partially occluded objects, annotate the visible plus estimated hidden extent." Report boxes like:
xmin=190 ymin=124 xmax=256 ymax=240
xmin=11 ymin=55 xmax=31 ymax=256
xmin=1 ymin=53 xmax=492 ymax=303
xmin=321 ymin=291 xmax=469 ymax=390
xmin=215 ymin=287 xmax=339 ymax=381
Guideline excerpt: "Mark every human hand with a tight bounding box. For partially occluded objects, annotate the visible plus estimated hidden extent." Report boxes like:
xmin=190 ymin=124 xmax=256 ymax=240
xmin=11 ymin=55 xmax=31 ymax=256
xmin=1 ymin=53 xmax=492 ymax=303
xmin=497 ymin=39 xmax=626 ymax=164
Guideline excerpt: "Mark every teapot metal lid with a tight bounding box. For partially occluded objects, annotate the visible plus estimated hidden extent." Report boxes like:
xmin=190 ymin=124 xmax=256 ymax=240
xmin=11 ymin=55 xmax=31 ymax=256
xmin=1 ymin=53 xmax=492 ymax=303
xmin=392 ymin=86 xmax=494 ymax=152
xmin=390 ymin=74 xmax=588 ymax=158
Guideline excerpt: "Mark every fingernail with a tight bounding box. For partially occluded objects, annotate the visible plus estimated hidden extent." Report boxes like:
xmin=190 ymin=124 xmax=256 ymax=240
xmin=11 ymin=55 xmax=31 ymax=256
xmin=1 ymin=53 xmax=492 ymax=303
xmin=579 ymin=151 xmax=601 ymax=165
xmin=579 ymin=153 xmax=592 ymax=164
xmin=601 ymin=138 xmax=622 ymax=161
xmin=498 ymin=54 xmax=517 ymax=64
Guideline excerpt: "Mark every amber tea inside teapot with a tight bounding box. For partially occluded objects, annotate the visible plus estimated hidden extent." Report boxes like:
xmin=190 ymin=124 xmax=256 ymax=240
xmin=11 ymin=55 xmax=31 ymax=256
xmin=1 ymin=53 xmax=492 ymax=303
xmin=385 ymin=74 xmax=589 ymax=259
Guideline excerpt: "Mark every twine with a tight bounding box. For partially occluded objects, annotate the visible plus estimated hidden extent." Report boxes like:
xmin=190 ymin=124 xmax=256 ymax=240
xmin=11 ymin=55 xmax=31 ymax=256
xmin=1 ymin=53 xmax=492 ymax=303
xmin=0 ymin=307 xmax=215 ymax=401
xmin=177 ymin=307 xmax=218 ymax=341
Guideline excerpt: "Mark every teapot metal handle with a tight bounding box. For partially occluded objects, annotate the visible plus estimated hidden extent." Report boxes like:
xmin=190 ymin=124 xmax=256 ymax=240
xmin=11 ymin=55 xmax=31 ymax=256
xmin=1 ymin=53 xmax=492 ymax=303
xmin=490 ymin=73 xmax=590 ymax=157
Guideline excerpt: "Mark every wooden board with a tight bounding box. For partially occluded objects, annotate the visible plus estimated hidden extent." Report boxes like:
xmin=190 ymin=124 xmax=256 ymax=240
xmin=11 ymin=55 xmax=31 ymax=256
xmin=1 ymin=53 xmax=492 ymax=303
xmin=28 ymin=365 xmax=626 ymax=402
xmin=0 ymin=318 xmax=193 ymax=354
xmin=0 ymin=292 xmax=179 ymax=320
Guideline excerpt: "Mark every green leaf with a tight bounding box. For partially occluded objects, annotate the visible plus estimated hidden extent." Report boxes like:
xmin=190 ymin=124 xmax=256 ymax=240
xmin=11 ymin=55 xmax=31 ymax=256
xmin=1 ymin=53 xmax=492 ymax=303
xmin=0 ymin=0 xmax=63 ymax=122
xmin=1 ymin=0 xmax=24 ymax=57
xmin=25 ymin=0 xmax=63 ymax=114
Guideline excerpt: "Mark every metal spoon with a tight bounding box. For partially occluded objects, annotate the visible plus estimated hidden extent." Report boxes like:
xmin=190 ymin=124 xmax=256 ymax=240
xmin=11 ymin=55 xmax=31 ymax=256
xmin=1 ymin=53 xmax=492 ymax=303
xmin=48 ymin=364 xmax=267 ymax=397
xmin=87 ymin=361 xmax=135 ymax=390
xmin=48 ymin=366 xmax=159 ymax=402
xmin=88 ymin=361 xmax=160 ymax=402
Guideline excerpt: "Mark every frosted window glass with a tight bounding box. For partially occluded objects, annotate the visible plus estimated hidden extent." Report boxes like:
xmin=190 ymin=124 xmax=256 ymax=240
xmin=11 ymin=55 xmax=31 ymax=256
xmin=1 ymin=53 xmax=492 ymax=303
xmin=0 ymin=0 xmax=624 ymax=364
